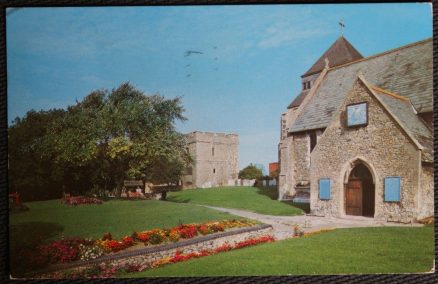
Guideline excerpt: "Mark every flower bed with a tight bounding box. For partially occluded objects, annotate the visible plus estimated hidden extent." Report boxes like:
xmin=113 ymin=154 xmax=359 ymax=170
xmin=131 ymin=219 xmax=256 ymax=247
xmin=62 ymin=196 xmax=103 ymax=206
xmin=26 ymin=219 xmax=258 ymax=270
xmin=47 ymin=235 xmax=275 ymax=278
xmin=303 ymin=228 xmax=334 ymax=237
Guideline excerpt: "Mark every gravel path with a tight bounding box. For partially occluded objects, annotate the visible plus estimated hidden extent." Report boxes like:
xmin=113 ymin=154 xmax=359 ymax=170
xmin=202 ymin=205 xmax=422 ymax=240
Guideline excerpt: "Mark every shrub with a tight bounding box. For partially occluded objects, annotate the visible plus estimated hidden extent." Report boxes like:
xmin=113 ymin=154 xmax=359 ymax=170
xmin=238 ymin=163 xmax=263 ymax=180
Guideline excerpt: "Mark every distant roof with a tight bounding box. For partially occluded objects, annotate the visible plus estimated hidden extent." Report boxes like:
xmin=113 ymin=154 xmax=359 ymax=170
xmin=289 ymin=38 xmax=432 ymax=133
xmin=302 ymin=36 xmax=363 ymax=77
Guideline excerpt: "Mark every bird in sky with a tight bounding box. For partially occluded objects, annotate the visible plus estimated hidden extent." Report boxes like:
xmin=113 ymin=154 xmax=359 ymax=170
xmin=184 ymin=50 xmax=203 ymax=57
xmin=185 ymin=64 xmax=191 ymax=68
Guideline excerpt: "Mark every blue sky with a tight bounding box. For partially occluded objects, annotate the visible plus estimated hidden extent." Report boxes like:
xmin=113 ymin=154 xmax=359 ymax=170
xmin=7 ymin=4 xmax=432 ymax=170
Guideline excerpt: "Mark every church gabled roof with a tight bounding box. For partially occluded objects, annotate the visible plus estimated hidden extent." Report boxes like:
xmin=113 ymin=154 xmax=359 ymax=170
xmin=287 ymin=90 xmax=309 ymax=108
xmin=302 ymin=36 xmax=363 ymax=77
xmin=370 ymin=85 xmax=433 ymax=162
xmin=288 ymin=38 xmax=432 ymax=134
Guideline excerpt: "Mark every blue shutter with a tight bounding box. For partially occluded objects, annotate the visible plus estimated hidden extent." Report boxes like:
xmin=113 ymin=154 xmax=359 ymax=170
xmin=319 ymin=178 xmax=331 ymax=200
xmin=384 ymin=177 xmax=401 ymax=202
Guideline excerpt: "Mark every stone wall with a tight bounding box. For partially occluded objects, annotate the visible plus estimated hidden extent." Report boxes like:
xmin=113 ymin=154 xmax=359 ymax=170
xmin=310 ymin=79 xmax=422 ymax=223
xmin=292 ymin=133 xmax=310 ymax=184
xmin=279 ymin=134 xmax=310 ymax=200
xmin=183 ymin=132 xmax=239 ymax=189
xmin=279 ymin=129 xmax=323 ymax=199
xmin=278 ymin=136 xmax=294 ymax=199
xmin=42 ymin=225 xmax=272 ymax=276
xmin=418 ymin=165 xmax=434 ymax=219
xmin=108 ymin=227 xmax=272 ymax=269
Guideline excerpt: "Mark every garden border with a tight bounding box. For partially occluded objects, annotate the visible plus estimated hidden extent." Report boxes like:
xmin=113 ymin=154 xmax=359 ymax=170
xmin=28 ymin=223 xmax=272 ymax=277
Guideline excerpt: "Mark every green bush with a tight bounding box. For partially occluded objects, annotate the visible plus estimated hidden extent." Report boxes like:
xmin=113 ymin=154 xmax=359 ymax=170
xmin=238 ymin=164 xmax=263 ymax=180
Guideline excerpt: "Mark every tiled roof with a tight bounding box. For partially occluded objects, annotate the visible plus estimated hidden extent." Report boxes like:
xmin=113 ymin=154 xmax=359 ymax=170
xmin=372 ymin=87 xmax=433 ymax=162
xmin=289 ymin=38 xmax=432 ymax=133
xmin=287 ymin=90 xmax=309 ymax=109
xmin=302 ymin=36 xmax=363 ymax=77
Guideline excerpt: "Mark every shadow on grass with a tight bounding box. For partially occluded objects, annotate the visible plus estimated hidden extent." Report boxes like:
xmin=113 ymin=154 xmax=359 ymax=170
xmin=10 ymin=222 xmax=64 ymax=276
xmin=281 ymin=200 xmax=310 ymax=213
xmin=256 ymin=186 xmax=310 ymax=213
xmin=255 ymin=186 xmax=278 ymax=200
xmin=165 ymin=196 xmax=191 ymax=203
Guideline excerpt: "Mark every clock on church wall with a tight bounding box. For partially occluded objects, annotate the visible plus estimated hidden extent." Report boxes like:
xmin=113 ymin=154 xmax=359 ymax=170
xmin=346 ymin=102 xmax=368 ymax=127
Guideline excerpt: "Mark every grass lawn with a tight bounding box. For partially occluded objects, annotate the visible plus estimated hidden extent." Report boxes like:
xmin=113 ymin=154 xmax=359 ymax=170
xmin=167 ymin=186 xmax=304 ymax=216
xmin=10 ymin=199 xmax=244 ymax=246
xmin=126 ymin=226 xmax=434 ymax=276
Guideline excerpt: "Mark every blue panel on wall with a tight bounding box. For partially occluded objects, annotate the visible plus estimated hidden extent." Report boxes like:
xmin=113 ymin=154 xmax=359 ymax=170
xmin=384 ymin=177 xmax=401 ymax=202
xmin=319 ymin=178 xmax=331 ymax=200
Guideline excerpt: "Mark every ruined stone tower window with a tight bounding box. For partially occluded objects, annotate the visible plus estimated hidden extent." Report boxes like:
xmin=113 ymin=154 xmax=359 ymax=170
xmin=213 ymin=168 xmax=216 ymax=174
xmin=212 ymin=147 xmax=215 ymax=156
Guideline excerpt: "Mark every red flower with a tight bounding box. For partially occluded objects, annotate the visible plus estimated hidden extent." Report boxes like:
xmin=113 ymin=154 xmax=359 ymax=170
xmin=214 ymin=243 xmax=232 ymax=253
xmin=134 ymin=232 xmax=149 ymax=242
xmin=177 ymin=224 xmax=197 ymax=239
xmin=62 ymin=196 xmax=103 ymax=206
xmin=122 ymin=236 xmax=134 ymax=246
xmin=234 ymin=235 xmax=274 ymax=249
xmin=197 ymin=224 xmax=210 ymax=235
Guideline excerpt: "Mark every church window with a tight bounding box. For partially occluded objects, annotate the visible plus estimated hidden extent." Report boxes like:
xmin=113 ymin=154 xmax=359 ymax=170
xmin=384 ymin=177 xmax=401 ymax=202
xmin=309 ymin=131 xmax=317 ymax=153
xmin=346 ymin=102 xmax=368 ymax=127
xmin=319 ymin=178 xmax=331 ymax=200
xmin=302 ymin=81 xmax=311 ymax=90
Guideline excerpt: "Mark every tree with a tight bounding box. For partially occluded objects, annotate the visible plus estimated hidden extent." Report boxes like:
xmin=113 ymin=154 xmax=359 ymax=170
xmin=8 ymin=82 xmax=191 ymax=200
xmin=238 ymin=163 xmax=263 ymax=180
xmin=8 ymin=109 xmax=67 ymax=201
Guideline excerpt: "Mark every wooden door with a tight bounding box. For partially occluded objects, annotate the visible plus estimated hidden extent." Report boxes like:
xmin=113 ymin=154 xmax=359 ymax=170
xmin=346 ymin=180 xmax=363 ymax=216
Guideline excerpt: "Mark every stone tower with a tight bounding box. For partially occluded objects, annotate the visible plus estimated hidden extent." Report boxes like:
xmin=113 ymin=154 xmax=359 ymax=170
xmin=182 ymin=131 xmax=239 ymax=189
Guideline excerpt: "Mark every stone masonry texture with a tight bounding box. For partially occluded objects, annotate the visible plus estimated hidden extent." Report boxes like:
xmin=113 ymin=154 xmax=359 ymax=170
xmin=310 ymin=79 xmax=429 ymax=223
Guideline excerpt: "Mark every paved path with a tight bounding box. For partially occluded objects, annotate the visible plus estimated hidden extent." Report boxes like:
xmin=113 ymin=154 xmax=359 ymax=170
xmin=202 ymin=205 xmax=422 ymax=240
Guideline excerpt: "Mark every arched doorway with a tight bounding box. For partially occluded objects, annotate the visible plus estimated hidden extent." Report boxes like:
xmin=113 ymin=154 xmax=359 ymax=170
xmin=345 ymin=163 xmax=375 ymax=217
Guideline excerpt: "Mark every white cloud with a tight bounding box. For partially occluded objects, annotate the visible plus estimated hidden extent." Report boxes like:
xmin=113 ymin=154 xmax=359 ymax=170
xmin=258 ymin=21 xmax=335 ymax=49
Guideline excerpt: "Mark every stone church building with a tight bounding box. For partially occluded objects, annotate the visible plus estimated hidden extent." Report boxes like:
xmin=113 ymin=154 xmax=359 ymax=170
xmin=181 ymin=131 xmax=239 ymax=189
xmin=279 ymin=36 xmax=433 ymax=223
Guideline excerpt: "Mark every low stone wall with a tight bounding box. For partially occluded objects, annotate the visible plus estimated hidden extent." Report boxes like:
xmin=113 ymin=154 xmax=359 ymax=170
xmin=35 ymin=224 xmax=272 ymax=277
